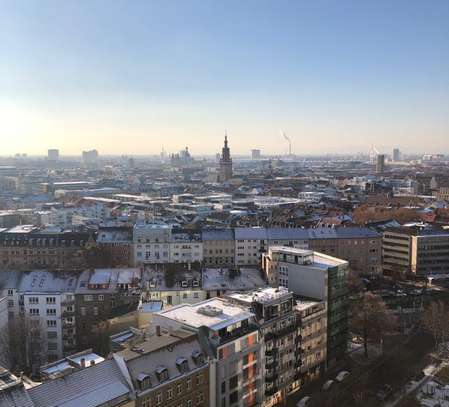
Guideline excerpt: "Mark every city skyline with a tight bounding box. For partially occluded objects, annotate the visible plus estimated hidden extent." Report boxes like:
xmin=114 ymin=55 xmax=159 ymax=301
xmin=1 ymin=0 xmax=449 ymax=155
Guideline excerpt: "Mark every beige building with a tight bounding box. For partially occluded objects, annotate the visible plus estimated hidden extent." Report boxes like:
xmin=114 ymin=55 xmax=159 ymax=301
xmin=383 ymin=227 xmax=449 ymax=276
xmin=202 ymin=229 xmax=235 ymax=266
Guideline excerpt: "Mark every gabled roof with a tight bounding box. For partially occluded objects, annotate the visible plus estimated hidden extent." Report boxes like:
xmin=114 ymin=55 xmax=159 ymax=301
xmin=28 ymin=359 xmax=130 ymax=407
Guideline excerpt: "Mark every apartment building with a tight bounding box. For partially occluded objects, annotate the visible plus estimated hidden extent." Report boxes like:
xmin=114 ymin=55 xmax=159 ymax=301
xmin=233 ymin=227 xmax=381 ymax=273
xmin=154 ymin=298 xmax=263 ymax=407
xmin=383 ymin=227 xmax=449 ymax=275
xmin=0 ymin=225 xmax=94 ymax=270
xmin=203 ymin=229 xmax=235 ymax=266
xmin=115 ymin=328 xmax=209 ymax=407
xmin=170 ymin=230 xmax=203 ymax=264
xmin=295 ymin=300 xmax=327 ymax=386
xmin=18 ymin=271 xmax=78 ymax=366
xmin=227 ymin=288 xmax=299 ymax=407
xmin=263 ymin=247 xmax=349 ymax=366
xmin=28 ymin=358 xmax=134 ymax=407
xmin=97 ymin=226 xmax=133 ymax=267
xmin=75 ymin=268 xmax=141 ymax=352
xmin=142 ymin=264 xmax=205 ymax=307
xmin=307 ymin=227 xmax=381 ymax=274
xmin=133 ymin=223 xmax=172 ymax=265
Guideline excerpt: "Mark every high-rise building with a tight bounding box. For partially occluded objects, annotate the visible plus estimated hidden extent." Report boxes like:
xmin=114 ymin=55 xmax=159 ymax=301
xmin=251 ymin=149 xmax=261 ymax=160
xmin=263 ymin=247 xmax=349 ymax=367
xmin=376 ymin=154 xmax=385 ymax=174
xmin=219 ymin=135 xmax=233 ymax=182
xmin=393 ymin=148 xmax=401 ymax=162
xmin=47 ymin=149 xmax=59 ymax=162
xmin=82 ymin=149 xmax=99 ymax=166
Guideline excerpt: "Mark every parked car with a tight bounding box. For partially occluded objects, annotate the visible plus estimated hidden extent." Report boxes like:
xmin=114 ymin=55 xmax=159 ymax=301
xmin=296 ymin=396 xmax=311 ymax=407
xmin=322 ymin=380 xmax=334 ymax=391
xmin=376 ymin=384 xmax=393 ymax=401
xmin=336 ymin=370 xmax=350 ymax=382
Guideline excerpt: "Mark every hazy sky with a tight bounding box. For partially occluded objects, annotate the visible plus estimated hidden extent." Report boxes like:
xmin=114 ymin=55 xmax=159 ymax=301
xmin=1 ymin=0 xmax=448 ymax=156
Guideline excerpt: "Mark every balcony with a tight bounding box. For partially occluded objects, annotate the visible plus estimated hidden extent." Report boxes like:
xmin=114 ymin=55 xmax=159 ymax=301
xmin=265 ymin=386 xmax=278 ymax=397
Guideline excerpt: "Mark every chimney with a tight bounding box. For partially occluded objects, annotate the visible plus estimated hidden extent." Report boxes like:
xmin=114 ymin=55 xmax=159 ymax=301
xmin=80 ymin=358 xmax=86 ymax=368
xmin=156 ymin=325 xmax=161 ymax=336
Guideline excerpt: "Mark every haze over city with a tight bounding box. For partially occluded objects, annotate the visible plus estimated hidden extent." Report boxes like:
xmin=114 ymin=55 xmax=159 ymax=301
xmin=1 ymin=0 xmax=449 ymax=156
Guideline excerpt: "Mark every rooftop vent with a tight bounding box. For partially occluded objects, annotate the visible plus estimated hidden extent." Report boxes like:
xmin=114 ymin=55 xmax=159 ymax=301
xmin=197 ymin=305 xmax=223 ymax=317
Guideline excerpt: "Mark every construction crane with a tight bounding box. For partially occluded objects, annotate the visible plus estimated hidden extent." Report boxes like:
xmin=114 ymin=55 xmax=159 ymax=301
xmin=282 ymin=131 xmax=292 ymax=156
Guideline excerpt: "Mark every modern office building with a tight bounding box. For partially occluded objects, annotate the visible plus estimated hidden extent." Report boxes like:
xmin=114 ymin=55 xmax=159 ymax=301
xmin=47 ymin=149 xmax=59 ymax=162
xmin=251 ymin=149 xmax=261 ymax=160
xmin=393 ymin=148 xmax=401 ymax=162
xmin=383 ymin=227 xmax=449 ymax=276
xmin=376 ymin=154 xmax=385 ymax=174
xmin=263 ymin=247 xmax=349 ymax=366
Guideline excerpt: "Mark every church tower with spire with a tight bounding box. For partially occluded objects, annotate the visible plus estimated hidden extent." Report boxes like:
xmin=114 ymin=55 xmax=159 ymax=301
xmin=219 ymin=133 xmax=233 ymax=182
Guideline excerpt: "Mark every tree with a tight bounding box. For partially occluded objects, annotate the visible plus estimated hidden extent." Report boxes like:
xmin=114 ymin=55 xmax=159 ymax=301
xmin=422 ymin=301 xmax=449 ymax=351
xmin=350 ymin=292 xmax=397 ymax=358
xmin=7 ymin=315 xmax=47 ymax=375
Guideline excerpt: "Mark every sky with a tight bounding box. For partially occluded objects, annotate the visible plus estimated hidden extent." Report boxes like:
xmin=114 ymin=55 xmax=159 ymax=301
xmin=1 ymin=0 xmax=448 ymax=156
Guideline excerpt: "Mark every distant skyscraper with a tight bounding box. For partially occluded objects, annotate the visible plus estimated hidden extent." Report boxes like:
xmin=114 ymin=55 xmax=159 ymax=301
xmin=82 ymin=149 xmax=99 ymax=166
xmin=376 ymin=154 xmax=385 ymax=174
xmin=219 ymin=134 xmax=233 ymax=182
xmin=251 ymin=149 xmax=261 ymax=160
xmin=47 ymin=149 xmax=59 ymax=161
xmin=393 ymin=148 xmax=401 ymax=162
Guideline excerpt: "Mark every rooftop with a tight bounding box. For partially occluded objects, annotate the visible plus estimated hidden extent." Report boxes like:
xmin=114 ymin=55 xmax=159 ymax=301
xmin=202 ymin=267 xmax=267 ymax=292
xmin=157 ymin=297 xmax=254 ymax=331
xmin=227 ymin=287 xmax=291 ymax=304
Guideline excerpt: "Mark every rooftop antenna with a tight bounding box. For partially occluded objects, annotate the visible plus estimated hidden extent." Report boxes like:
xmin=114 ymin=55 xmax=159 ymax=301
xmin=282 ymin=131 xmax=292 ymax=156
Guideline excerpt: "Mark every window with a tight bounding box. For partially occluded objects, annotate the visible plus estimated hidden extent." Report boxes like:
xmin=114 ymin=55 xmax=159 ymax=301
xmin=81 ymin=307 xmax=86 ymax=316
xmin=47 ymin=320 xmax=57 ymax=327
xmin=29 ymin=308 xmax=39 ymax=315
xmin=29 ymin=297 xmax=39 ymax=304
xmin=167 ymin=388 xmax=173 ymax=399
xmin=93 ymin=307 xmax=99 ymax=316
xmin=46 ymin=297 xmax=56 ymax=304
xmin=84 ymin=295 xmax=93 ymax=302
xmin=7 ymin=289 xmax=13 ymax=296
xmin=47 ymin=331 xmax=57 ymax=339
xmin=156 ymin=393 xmax=162 ymax=405
xmin=142 ymin=397 xmax=151 ymax=407
xmin=98 ymin=295 xmax=104 ymax=301
xmin=46 ymin=308 xmax=56 ymax=316
xmin=7 ymin=300 xmax=14 ymax=308
xmin=186 ymin=378 xmax=191 ymax=390
xmin=196 ymin=373 xmax=203 ymax=385
xmin=48 ymin=342 xmax=57 ymax=351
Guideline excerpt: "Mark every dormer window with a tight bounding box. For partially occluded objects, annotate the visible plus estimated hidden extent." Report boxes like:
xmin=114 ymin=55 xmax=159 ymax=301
xmin=137 ymin=373 xmax=152 ymax=390
xmin=176 ymin=357 xmax=189 ymax=373
xmin=155 ymin=366 xmax=169 ymax=382
xmin=192 ymin=351 xmax=205 ymax=366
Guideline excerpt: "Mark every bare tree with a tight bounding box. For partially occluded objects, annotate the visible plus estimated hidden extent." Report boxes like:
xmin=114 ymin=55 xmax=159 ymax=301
xmin=422 ymin=301 xmax=449 ymax=351
xmin=350 ymin=292 xmax=397 ymax=358
xmin=8 ymin=315 xmax=47 ymax=375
